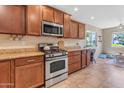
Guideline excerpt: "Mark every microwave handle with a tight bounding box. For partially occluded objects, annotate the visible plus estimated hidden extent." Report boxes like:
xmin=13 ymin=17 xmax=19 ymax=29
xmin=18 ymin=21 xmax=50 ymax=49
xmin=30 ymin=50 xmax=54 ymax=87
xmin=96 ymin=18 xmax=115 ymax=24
xmin=59 ymin=27 xmax=63 ymax=35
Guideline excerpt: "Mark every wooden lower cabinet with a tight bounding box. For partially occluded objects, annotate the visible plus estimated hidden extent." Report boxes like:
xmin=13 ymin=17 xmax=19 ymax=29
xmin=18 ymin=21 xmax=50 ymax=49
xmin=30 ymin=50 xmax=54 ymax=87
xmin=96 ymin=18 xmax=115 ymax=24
xmin=0 ymin=56 xmax=44 ymax=88
xmin=0 ymin=60 xmax=11 ymax=88
xmin=68 ymin=49 xmax=91 ymax=74
xmin=68 ymin=51 xmax=82 ymax=74
xmin=14 ymin=56 xmax=44 ymax=88
xmin=86 ymin=49 xmax=91 ymax=65
xmin=69 ymin=62 xmax=81 ymax=74
xmin=81 ymin=50 xmax=87 ymax=68
xmin=15 ymin=62 xmax=44 ymax=88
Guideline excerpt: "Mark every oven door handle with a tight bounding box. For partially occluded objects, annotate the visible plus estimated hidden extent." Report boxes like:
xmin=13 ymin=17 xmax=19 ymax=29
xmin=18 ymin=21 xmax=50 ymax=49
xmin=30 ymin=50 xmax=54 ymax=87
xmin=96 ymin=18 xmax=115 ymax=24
xmin=46 ymin=56 xmax=68 ymax=62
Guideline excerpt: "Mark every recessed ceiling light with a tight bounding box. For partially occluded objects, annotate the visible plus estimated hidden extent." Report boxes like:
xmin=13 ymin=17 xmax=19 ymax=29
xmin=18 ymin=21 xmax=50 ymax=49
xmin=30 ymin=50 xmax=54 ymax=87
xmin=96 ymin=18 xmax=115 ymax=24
xmin=119 ymin=26 xmax=123 ymax=29
xmin=90 ymin=16 xmax=95 ymax=20
xmin=74 ymin=7 xmax=78 ymax=11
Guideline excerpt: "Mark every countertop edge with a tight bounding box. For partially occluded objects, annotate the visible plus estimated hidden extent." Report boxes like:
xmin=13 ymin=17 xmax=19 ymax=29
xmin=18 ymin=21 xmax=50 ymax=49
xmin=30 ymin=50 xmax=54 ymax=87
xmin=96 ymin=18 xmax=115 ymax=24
xmin=0 ymin=52 xmax=44 ymax=61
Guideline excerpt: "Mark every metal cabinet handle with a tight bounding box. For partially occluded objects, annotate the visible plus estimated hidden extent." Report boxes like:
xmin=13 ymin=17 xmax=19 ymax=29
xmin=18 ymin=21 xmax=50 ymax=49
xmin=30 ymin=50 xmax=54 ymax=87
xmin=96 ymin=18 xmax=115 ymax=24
xmin=27 ymin=59 xmax=35 ymax=62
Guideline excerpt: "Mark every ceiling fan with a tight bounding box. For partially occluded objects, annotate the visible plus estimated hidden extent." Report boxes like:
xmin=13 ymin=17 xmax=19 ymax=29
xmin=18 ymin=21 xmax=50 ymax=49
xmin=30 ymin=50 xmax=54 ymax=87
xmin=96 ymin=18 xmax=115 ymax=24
xmin=117 ymin=20 xmax=124 ymax=30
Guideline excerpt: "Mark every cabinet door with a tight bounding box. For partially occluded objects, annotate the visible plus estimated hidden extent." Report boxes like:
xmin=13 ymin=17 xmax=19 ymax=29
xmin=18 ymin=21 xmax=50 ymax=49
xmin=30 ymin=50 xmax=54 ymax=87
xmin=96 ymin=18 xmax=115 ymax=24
xmin=87 ymin=50 xmax=91 ymax=65
xmin=15 ymin=62 xmax=44 ymax=88
xmin=68 ymin=51 xmax=81 ymax=56
xmin=79 ymin=23 xmax=85 ymax=39
xmin=82 ymin=50 xmax=87 ymax=68
xmin=70 ymin=21 xmax=78 ymax=38
xmin=0 ymin=6 xmax=25 ymax=34
xmin=0 ymin=60 xmax=11 ymax=88
xmin=54 ymin=9 xmax=63 ymax=25
xmin=69 ymin=62 xmax=81 ymax=74
xmin=26 ymin=5 xmax=41 ymax=36
xmin=68 ymin=55 xmax=81 ymax=65
xmin=64 ymin=14 xmax=71 ymax=38
xmin=42 ymin=6 xmax=54 ymax=22
xmin=68 ymin=51 xmax=82 ymax=74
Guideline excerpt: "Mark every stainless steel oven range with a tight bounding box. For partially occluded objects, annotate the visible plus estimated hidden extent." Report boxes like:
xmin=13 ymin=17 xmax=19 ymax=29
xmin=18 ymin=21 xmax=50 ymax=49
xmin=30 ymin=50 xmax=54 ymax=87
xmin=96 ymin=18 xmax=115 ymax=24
xmin=38 ymin=43 xmax=68 ymax=87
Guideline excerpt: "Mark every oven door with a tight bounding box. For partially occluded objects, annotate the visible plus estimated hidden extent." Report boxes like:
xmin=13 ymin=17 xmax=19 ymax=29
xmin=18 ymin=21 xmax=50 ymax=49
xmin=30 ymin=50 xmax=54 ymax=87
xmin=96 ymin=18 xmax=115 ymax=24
xmin=45 ymin=56 xmax=68 ymax=80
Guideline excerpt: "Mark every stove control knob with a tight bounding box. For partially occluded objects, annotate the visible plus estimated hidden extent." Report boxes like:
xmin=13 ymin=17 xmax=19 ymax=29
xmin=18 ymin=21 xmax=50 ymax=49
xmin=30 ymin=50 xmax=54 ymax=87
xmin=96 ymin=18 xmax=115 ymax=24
xmin=50 ymin=54 xmax=53 ymax=57
xmin=52 ymin=54 xmax=54 ymax=57
xmin=63 ymin=52 xmax=66 ymax=55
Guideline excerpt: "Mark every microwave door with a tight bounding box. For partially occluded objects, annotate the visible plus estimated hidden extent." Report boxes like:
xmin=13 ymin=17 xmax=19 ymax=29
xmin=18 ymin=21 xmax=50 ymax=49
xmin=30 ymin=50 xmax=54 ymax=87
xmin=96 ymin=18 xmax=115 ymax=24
xmin=42 ymin=21 xmax=63 ymax=36
xmin=43 ymin=24 xmax=53 ymax=35
xmin=43 ymin=24 xmax=59 ymax=36
xmin=52 ymin=26 xmax=63 ymax=36
xmin=52 ymin=26 xmax=60 ymax=36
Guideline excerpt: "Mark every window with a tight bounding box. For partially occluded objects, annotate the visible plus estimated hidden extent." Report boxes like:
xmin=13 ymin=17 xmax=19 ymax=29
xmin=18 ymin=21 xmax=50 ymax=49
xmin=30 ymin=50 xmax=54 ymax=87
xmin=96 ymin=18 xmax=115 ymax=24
xmin=112 ymin=32 xmax=124 ymax=47
xmin=86 ymin=31 xmax=97 ymax=47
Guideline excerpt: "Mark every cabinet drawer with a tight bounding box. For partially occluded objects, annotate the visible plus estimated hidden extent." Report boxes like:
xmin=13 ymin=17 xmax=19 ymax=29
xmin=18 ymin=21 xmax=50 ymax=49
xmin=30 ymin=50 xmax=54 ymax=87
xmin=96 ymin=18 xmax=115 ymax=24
xmin=15 ymin=56 xmax=44 ymax=67
xmin=69 ymin=62 xmax=81 ymax=74
xmin=68 ymin=51 xmax=81 ymax=56
xmin=68 ymin=55 xmax=81 ymax=65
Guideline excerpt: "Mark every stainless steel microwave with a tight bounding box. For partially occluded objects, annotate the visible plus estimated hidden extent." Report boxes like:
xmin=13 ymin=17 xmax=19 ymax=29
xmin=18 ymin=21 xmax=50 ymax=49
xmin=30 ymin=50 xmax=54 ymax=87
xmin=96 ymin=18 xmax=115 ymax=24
xmin=42 ymin=21 xmax=64 ymax=37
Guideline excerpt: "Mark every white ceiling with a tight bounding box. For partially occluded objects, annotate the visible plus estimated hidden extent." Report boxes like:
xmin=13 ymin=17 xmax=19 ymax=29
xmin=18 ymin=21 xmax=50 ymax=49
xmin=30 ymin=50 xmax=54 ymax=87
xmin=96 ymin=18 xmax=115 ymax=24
xmin=51 ymin=5 xmax=124 ymax=29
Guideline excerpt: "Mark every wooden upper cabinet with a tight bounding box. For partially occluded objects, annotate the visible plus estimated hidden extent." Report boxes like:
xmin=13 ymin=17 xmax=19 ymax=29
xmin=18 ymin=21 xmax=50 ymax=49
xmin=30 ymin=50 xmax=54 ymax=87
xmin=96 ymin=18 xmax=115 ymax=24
xmin=42 ymin=6 xmax=54 ymax=22
xmin=54 ymin=9 xmax=63 ymax=25
xmin=70 ymin=20 xmax=78 ymax=38
xmin=26 ymin=5 xmax=41 ymax=36
xmin=79 ymin=23 xmax=85 ymax=39
xmin=0 ymin=6 xmax=25 ymax=34
xmin=64 ymin=14 xmax=71 ymax=38
xmin=0 ymin=60 xmax=11 ymax=88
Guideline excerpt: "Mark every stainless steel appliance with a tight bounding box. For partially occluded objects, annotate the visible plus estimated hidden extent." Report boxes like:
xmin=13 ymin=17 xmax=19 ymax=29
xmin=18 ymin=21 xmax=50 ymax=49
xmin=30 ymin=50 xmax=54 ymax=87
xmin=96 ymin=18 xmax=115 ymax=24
xmin=42 ymin=21 xmax=63 ymax=37
xmin=38 ymin=43 xmax=68 ymax=87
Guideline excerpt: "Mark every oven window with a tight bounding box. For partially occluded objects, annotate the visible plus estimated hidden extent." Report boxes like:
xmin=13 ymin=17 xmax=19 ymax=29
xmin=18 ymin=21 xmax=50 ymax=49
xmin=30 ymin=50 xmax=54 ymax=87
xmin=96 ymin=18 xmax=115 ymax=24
xmin=50 ymin=60 xmax=65 ymax=73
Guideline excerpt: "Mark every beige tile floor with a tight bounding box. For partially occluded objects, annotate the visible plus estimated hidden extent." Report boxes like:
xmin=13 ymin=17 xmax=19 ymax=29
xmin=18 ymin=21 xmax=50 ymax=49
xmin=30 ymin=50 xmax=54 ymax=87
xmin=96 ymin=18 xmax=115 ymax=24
xmin=51 ymin=59 xmax=124 ymax=88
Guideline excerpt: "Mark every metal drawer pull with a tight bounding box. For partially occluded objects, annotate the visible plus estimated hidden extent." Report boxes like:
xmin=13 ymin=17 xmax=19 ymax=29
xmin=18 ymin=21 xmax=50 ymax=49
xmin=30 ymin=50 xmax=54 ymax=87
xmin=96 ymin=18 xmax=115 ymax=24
xmin=27 ymin=59 xmax=35 ymax=62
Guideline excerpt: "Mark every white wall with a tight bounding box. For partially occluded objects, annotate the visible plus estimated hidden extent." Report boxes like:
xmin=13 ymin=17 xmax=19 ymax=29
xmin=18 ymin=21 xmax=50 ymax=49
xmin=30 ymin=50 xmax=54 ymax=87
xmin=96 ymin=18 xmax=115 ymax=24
xmin=85 ymin=24 xmax=103 ymax=58
xmin=103 ymin=27 xmax=124 ymax=55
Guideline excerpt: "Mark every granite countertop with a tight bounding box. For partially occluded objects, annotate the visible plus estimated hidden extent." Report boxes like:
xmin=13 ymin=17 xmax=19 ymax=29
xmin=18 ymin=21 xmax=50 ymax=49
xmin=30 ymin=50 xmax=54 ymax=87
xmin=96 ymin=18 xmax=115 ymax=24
xmin=0 ymin=52 xmax=44 ymax=61
xmin=63 ymin=46 xmax=86 ymax=52
xmin=0 ymin=47 xmax=44 ymax=61
xmin=65 ymin=48 xmax=86 ymax=52
xmin=64 ymin=46 xmax=95 ymax=52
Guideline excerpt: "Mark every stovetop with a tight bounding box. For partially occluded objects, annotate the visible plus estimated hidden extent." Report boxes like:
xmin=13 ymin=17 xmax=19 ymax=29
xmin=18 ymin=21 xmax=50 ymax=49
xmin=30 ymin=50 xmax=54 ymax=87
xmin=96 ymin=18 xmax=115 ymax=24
xmin=38 ymin=43 xmax=68 ymax=58
xmin=44 ymin=49 xmax=67 ymax=58
xmin=44 ymin=49 xmax=65 ymax=54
